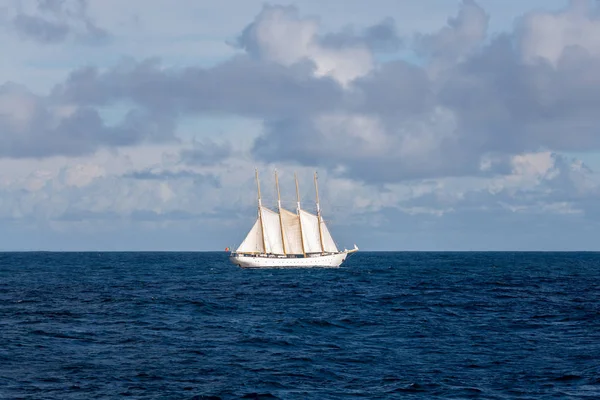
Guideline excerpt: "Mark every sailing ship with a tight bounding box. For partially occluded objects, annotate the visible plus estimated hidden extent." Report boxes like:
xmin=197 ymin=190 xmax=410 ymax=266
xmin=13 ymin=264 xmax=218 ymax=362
xmin=229 ymin=170 xmax=358 ymax=268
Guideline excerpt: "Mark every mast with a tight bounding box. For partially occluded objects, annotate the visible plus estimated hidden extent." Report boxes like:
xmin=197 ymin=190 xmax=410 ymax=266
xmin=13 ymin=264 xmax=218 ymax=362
xmin=275 ymin=170 xmax=287 ymax=255
xmin=314 ymin=171 xmax=325 ymax=254
xmin=255 ymin=168 xmax=267 ymax=254
xmin=295 ymin=172 xmax=307 ymax=257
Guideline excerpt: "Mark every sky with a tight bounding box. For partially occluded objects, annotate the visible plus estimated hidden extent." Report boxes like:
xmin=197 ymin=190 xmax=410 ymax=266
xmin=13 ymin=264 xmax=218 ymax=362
xmin=1 ymin=0 xmax=600 ymax=251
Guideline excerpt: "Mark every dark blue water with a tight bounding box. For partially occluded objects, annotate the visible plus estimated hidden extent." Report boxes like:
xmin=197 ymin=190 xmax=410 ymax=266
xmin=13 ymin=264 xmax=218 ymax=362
xmin=1 ymin=252 xmax=599 ymax=399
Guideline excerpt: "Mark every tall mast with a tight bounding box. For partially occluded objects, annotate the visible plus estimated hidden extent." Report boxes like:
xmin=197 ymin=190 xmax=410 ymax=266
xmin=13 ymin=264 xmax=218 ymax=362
xmin=295 ymin=172 xmax=307 ymax=257
xmin=255 ymin=168 xmax=267 ymax=254
xmin=314 ymin=171 xmax=325 ymax=254
xmin=275 ymin=169 xmax=287 ymax=255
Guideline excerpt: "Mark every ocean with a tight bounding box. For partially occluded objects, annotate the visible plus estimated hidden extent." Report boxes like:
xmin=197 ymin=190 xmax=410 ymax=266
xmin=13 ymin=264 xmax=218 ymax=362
xmin=1 ymin=251 xmax=599 ymax=399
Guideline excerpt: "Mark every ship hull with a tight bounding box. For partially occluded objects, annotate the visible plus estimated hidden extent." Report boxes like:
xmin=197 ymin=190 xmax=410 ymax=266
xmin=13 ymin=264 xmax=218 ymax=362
xmin=230 ymin=251 xmax=351 ymax=268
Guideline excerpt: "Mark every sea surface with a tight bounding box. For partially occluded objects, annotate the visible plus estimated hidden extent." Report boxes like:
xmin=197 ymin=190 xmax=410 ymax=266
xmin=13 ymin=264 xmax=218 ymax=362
xmin=1 ymin=252 xmax=599 ymax=399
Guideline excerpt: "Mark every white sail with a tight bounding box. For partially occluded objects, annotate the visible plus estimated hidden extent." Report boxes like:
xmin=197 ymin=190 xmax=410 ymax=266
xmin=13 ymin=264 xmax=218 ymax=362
xmin=280 ymin=208 xmax=304 ymax=255
xmin=261 ymin=206 xmax=285 ymax=254
xmin=236 ymin=218 xmax=264 ymax=253
xmin=230 ymin=169 xmax=358 ymax=268
xmin=299 ymin=210 xmax=322 ymax=253
xmin=320 ymin=217 xmax=338 ymax=253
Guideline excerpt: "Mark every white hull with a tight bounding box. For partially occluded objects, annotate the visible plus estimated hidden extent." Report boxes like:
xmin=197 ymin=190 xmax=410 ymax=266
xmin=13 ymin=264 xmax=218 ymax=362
xmin=230 ymin=251 xmax=353 ymax=268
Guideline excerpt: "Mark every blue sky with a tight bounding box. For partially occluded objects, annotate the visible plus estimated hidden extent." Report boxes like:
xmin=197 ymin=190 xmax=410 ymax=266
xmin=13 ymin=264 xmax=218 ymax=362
xmin=2 ymin=0 xmax=600 ymax=251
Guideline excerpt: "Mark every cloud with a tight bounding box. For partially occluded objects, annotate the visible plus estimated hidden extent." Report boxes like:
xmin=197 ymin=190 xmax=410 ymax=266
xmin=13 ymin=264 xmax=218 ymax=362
xmin=252 ymin=0 xmax=600 ymax=182
xmin=321 ymin=17 xmax=402 ymax=53
xmin=5 ymin=0 xmax=600 ymax=187
xmin=123 ymin=168 xmax=221 ymax=187
xmin=8 ymin=0 xmax=600 ymax=251
xmin=1 ymin=146 xmax=599 ymax=250
xmin=12 ymin=14 xmax=70 ymax=44
xmin=0 ymin=153 xmax=231 ymax=225
xmin=8 ymin=0 xmax=110 ymax=45
xmin=178 ymin=140 xmax=232 ymax=166
xmin=234 ymin=4 xmax=381 ymax=86
xmin=53 ymin=57 xmax=344 ymax=119
xmin=415 ymin=0 xmax=489 ymax=73
xmin=0 ymin=82 xmax=176 ymax=158
xmin=438 ymin=33 xmax=600 ymax=156
xmin=56 ymin=209 xmax=203 ymax=222
xmin=519 ymin=0 xmax=600 ymax=66
xmin=403 ymin=151 xmax=600 ymax=218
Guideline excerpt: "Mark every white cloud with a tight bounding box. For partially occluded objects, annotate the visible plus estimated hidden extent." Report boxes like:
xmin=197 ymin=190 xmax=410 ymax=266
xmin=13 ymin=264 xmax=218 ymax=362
xmin=508 ymin=151 xmax=559 ymax=185
xmin=1 ymin=146 xmax=599 ymax=250
xmin=313 ymin=113 xmax=388 ymax=156
xmin=238 ymin=5 xmax=374 ymax=86
xmin=520 ymin=0 xmax=600 ymax=65
xmin=63 ymin=163 xmax=105 ymax=187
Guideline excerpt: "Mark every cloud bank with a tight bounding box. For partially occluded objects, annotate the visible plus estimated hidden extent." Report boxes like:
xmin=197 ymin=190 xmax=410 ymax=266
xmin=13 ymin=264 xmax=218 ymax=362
xmin=3 ymin=0 xmax=598 ymax=180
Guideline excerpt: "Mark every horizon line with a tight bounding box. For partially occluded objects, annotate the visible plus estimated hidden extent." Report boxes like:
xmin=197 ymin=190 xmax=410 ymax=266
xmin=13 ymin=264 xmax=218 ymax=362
xmin=1 ymin=250 xmax=600 ymax=253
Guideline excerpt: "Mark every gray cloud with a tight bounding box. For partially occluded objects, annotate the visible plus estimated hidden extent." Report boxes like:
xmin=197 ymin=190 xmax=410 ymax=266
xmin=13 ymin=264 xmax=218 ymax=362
xmin=438 ymin=34 xmax=600 ymax=156
xmin=252 ymin=114 xmax=478 ymax=183
xmin=325 ymin=17 xmax=403 ymax=53
xmin=36 ymin=0 xmax=65 ymax=14
xmin=56 ymin=209 xmax=121 ymax=222
xmin=236 ymin=5 xmax=402 ymax=55
xmin=12 ymin=14 xmax=69 ymax=43
xmin=54 ymin=56 xmax=343 ymax=119
xmin=361 ymin=17 xmax=403 ymax=53
xmin=354 ymin=60 xmax=434 ymax=116
xmin=398 ymin=153 xmax=598 ymax=218
xmin=0 ymin=83 xmax=175 ymax=158
xmin=10 ymin=0 xmax=110 ymax=45
xmin=3 ymin=52 xmax=342 ymax=158
xmin=123 ymin=169 xmax=221 ymax=187
xmin=414 ymin=0 xmax=488 ymax=67
xmin=178 ymin=140 xmax=232 ymax=166
xmin=56 ymin=209 xmax=205 ymax=222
